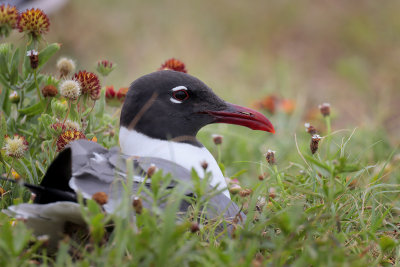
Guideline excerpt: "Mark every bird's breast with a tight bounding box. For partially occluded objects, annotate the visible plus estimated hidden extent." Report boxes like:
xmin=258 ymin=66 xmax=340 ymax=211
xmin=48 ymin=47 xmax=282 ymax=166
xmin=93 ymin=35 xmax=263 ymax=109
xmin=119 ymin=127 xmax=230 ymax=198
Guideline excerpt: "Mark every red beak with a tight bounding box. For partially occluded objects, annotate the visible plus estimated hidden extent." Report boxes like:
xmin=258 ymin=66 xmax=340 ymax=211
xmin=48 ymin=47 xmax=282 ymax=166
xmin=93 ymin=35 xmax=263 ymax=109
xmin=202 ymin=103 xmax=275 ymax=133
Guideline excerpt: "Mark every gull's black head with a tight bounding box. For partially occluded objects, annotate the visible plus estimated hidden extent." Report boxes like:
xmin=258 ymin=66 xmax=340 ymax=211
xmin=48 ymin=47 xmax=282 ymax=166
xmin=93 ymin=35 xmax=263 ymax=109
xmin=120 ymin=70 xmax=274 ymax=144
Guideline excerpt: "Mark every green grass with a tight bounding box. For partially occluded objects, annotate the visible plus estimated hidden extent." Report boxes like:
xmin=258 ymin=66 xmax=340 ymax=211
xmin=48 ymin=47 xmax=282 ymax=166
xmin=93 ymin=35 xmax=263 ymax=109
xmin=1 ymin=1 xmax=400 ymax=266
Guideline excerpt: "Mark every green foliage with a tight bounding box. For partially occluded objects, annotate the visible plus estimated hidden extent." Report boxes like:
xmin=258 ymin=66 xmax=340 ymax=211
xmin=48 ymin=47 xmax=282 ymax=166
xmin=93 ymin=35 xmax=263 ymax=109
xmin=0 ymin=8 xmax=399 ymax=267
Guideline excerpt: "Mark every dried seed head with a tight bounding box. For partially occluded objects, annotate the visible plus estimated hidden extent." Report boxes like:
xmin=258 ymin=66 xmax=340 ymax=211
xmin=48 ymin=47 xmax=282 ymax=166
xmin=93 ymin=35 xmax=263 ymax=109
xmin=318 ymin=103 xmax=331 ymax=117
xmin=37 ymin=235 xmax=50 ymax=247
xmin=41 ymin=85 xmax=58 ymax=97
xmin=212 ymin=134 xmax=223 ymax=145
xmin=265 ymin=149 xmax=276 ymax=165
xmin=27 ymin=50 xmax=39 ymax=69
xmin=304 ymin=122 xmax=317 ymax=135
xmin=346 ymin=176 xmax=357 ymax=189
xmin=146 ymin=164 xmax=157 ymax=177
xmin=269 ymin=187 xmax=276 ymax=199
xmin=60 ymin=80 xmax=81 ymax=100
xmin=56 ymin=130 xmax=86 ymax=152
xmin=310 ymin=134 xmax=321 ymax=154
xmin=9 ymin=90 xmax=20 ymax=103
xmin=92 ymin=192 xmax=108 ymax=205
xmin=201 ymin=161 xmax=208 ymax=170
xmin=190 ymin=222 xmax=200 ymax=233
xmin=97 ymin=60 xmax=115 ymax=77
xmin=17 ymin=8 xmax=50 ymax=39
xmin=3 ymin=134 xmax=29 ymax=158
xmin=239 ymin=188 xmax=252 ymax=197
xmin=159 ymin=58 xmax=187 ymax=73
xmin=132 ymin=196 xmax=143 ymax=214
xmin=73 ymin=70 xmax=101 ymax=100
xmin=258 ymin=173 xmax=265 ymax=181
xmin=57 ymin=57 xmax=75 ymax=78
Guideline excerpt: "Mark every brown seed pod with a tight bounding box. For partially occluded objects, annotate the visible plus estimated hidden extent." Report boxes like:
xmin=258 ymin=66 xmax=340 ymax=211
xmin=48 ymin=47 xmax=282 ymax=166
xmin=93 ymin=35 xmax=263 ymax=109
xmin=92 ymin=192 xmax=108 ymax=205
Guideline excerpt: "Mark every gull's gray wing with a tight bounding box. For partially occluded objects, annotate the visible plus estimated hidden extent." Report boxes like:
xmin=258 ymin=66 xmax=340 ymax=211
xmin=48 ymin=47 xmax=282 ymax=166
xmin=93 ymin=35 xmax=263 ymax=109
xmin=68 ymin=139 xmax=242 ymax=221
xmin=3 ymin=139 xmax=244 ymax=245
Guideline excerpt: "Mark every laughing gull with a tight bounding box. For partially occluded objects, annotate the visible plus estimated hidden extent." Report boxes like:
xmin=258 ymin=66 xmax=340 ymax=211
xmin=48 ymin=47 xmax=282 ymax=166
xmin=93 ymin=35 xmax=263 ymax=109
xmin=3 ymin=70 xmax=274 ymax=244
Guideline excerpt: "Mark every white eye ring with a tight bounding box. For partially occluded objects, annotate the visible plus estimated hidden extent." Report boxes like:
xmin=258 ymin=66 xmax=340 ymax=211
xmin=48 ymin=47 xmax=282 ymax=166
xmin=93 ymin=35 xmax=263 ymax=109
xmin=170 ymin=86 xmax=188 ymax=104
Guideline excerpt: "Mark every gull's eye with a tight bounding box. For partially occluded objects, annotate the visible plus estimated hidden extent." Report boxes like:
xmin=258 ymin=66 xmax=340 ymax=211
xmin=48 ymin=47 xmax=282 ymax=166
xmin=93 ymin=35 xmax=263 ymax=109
xmin=170 ymin=86 xmax=189 ymax=103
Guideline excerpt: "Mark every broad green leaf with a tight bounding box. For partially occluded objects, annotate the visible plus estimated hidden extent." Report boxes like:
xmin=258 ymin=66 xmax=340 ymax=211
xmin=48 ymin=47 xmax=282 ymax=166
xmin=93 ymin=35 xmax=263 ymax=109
xmin=0 ymin=44 xmax=10 ymax=76
xmin=379 ymin=235 xmax=396 ymax=252
xmin=95 ymin=88 xmax=106 ymax=118
xmin=18 ymin=99 xmax=46 ymax=116
xmin=1 ymin=88 xmax=11 ymax=116
xmin=38 ymin=43 xmax=61 ymax=69
xmin=304 ymin=154 xmax=332 ymax=174
xmin=0 ymin=113 xmax=6 ymax=148
xmin=9 ymin=47 xmax=20 ymax=85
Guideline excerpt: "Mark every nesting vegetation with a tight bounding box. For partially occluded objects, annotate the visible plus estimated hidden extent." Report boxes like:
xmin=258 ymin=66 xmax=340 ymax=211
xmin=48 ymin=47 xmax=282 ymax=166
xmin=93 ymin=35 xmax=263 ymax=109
xmin=0 ymin=4 xmax=399 ymax=267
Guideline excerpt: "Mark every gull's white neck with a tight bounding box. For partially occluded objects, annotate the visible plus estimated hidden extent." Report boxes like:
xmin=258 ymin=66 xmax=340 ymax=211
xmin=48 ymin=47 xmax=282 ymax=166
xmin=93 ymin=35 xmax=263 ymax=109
xmin=119 ymin=127 xmax=230 ymax=198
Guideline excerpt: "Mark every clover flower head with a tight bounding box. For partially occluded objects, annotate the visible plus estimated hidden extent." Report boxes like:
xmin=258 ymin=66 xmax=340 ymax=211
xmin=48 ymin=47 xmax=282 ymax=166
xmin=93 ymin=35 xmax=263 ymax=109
xmin=0 ymin=4 xmax=19 ymax=37
xmin=56 ymin=130 xmax=86 ymax=152
xmin=17 ymin=8 xmax=50 ymax=39
xmin=73 ymin=70 xmax=101 ymax=100
xmin=57 ymin=57 xmax=75 ymax=78
xmin=60 ymin=80 xmax=81 ymax=100
xmin=3 ymin=134 xmax=29 ymax=158
xmin=159 ymin=58 xmax=187 ymax=73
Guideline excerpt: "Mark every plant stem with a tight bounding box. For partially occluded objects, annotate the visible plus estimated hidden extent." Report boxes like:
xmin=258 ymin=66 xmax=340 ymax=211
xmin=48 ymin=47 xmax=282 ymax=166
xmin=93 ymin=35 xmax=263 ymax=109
xmin=273 ymin=164 xmax=286 ymax=197
xmin=34 ymin=69 xmax=42 ymax=101
xmin=5 ymin=158 xmax=15 ymax=180
xmin=62 ymin=101 xmax=72 ymax=125
xmin=325 ymin=115 xmax=332 ymax=158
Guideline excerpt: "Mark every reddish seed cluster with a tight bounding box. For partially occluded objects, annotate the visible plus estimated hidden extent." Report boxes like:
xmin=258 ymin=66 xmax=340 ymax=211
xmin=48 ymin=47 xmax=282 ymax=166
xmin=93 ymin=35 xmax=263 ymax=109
xmin=105 ymin=86 xmax=128 ymax=103
xmin=98 ymin=60 xmax=113 ymax=68
xmin=253 ymin=94 xmax=296 ymax=115
xmin=17 ymin=8 xmax=50 ymax=38
xmin=92 ymin=192 xmax=108 ymax=205
xmin=159 ymin=58 xmax=187 ymax=73
xmin=56 ymin=130 xmax=86 ymax=152
xmin=73 ymin=71 xmax=101 ymax=100
xmin=0 ymin=4 xmax=19 ymax=29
